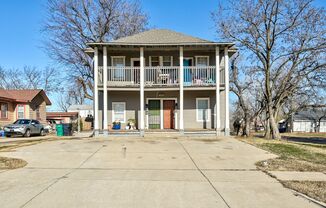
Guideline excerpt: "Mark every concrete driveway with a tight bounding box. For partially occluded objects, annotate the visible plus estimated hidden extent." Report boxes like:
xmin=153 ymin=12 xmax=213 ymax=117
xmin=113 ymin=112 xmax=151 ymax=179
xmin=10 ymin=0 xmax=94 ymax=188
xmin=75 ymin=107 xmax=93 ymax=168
xmin=0 ymin=136 xmax=321 ymax=208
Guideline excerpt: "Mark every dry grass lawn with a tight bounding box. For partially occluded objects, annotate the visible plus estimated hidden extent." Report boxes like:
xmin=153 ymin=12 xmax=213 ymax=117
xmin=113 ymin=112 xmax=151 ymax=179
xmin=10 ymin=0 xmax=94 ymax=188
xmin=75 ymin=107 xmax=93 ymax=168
xmin=282 ymin=181 xmax=326 ymax=203
xmin=0 ymin=156 xmax=27 ymax=169
xmin=239 ymin=136 xmax=326 ymax=172
xmin=239 ymin=135 xmax=326 ymax=203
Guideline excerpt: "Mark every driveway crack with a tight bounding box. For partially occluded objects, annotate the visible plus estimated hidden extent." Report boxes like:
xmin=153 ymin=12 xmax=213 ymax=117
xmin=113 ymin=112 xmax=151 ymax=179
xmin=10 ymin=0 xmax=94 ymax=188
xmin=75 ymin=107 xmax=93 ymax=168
xmin=177 ymin=139 xmax=231 ymax=208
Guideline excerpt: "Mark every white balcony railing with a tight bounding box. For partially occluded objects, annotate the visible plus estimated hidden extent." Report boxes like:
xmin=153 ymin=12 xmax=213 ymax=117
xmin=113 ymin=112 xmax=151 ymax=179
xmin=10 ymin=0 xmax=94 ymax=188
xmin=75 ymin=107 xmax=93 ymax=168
xmin=98 ymin=66 xmax=225 ymax=87
xmin=145 ymin=66 xmax=179 ymax=86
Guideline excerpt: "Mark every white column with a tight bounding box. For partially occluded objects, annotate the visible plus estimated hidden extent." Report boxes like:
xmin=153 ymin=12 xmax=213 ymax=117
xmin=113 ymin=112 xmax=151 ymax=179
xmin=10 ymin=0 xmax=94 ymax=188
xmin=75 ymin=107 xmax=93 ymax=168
xmin=94 ymin=47 xmax=99 ymax=136
xmin=224 ymin=47 xmax=230 ymax=136
xmin=140 ymin=47 xmax=145 ymax=136
xmin=215 ymin=46 xmax=220 ymax=136
xmin=103 ymin=46 xmax=108 ymax=134
xmin=179 ymin=47 xmax=184 ymax=133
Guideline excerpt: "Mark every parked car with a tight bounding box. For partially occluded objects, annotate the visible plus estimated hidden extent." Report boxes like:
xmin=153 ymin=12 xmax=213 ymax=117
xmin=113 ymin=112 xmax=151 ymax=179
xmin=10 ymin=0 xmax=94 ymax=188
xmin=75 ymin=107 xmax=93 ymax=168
xmin=4 ymin=119 xmax=45 ymax=137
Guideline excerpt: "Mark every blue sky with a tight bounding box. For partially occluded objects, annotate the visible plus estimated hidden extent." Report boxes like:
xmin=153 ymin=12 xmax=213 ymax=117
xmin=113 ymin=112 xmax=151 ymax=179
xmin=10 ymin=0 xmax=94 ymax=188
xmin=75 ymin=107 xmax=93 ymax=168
xmin=0 ymin=0 xmax=325 ymax=110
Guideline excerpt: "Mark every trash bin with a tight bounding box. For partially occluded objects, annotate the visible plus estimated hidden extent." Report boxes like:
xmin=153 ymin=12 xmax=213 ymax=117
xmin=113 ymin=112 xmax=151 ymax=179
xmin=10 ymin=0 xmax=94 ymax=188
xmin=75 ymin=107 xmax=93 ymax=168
xmin=56 ymin=124 xmax=64 ymax=136
xmin=63 ymin=124 xmax=73 ymax=136
xmin=0 ymin=130 xmax=4 ymax=138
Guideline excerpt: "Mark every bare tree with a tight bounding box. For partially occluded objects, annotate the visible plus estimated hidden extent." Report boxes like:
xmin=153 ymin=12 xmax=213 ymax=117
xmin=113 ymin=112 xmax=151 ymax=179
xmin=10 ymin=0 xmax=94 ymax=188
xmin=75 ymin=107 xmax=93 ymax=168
xmin=43 ymin=0 xmax=149 ymax=100
xmin=57 ymin=79 xmax=86 ymax=112
xmin=0 ymin=66 xmax=62 ymax=94
xmin=213 ymin=0 xmax=326 ymax=139
xmin=230 ymin=55 xmax=265 ymax=136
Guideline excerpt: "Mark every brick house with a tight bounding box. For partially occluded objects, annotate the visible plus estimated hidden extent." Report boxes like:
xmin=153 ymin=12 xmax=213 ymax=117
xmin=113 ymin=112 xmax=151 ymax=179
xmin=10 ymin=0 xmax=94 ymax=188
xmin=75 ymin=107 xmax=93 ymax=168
xmin=0 ymin=89 xmax=51 ymax=126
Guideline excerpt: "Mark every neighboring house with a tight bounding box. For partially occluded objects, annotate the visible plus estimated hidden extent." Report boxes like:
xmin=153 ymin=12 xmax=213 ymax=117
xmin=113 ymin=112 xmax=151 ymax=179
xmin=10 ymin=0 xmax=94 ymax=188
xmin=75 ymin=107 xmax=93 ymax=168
xmin=68 ymin=105 xmax=93 ymax=130
xmin=283 ymin=107 xmax=326 ymax=133
xmin=85 ymin=29 xmax=236 ymax=136
xmin=46 ymin=112 xmax=78 ymax=124
xmin=0 ymin=89 xmax=51 ymax=126
xmin=68 ymin=104 xmax=93 ymax=118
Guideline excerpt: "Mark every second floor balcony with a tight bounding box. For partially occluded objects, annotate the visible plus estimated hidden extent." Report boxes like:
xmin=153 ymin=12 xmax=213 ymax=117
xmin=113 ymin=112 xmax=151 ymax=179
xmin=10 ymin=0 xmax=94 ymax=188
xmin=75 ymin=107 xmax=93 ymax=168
xmin=98 ymin=66 xmax=225 ymax=88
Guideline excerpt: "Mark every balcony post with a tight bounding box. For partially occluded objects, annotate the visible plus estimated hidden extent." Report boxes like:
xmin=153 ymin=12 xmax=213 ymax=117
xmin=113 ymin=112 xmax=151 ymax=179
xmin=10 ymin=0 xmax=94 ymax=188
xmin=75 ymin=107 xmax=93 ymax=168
xmin=215 ymin=46 xmax=220 ymax=136
xmin=103 ymin=46 xmax=108 ymax=135
xmin=179 ymin=46 xmax=184 ymax=133
xmin=224 ymin=47 xmax=230 ymax=136
xmin=140 ymin=47 xmax=145 ymax=137
xmin=94 ymin=46 xmax=99 ymax=136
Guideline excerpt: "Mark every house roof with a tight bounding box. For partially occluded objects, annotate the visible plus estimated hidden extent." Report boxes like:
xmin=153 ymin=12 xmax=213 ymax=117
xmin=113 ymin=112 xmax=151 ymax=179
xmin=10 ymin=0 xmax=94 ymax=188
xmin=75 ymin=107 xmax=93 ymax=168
xmin=47 ymin=112 xmax=78 ymax=118
xmin=293 ymin=107 xmax=326 ymax=121
xmin=0 ymin=89 xmax=52 ymax=105
xmin=68 ymin=104 xmax=93 ymax=111
xmin=86 ymin=29 xmax=235 ymax=47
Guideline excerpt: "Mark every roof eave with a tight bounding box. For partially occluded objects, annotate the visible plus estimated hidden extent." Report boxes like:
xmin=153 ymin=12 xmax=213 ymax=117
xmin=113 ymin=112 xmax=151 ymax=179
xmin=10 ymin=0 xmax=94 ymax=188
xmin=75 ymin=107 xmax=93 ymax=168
xmin=86 ymin=42 xmax=235 ymax=47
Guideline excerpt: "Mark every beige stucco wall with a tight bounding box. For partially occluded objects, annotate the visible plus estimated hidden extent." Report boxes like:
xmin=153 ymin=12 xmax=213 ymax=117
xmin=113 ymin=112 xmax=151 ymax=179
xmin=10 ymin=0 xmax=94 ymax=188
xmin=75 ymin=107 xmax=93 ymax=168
xmin=97 ymin=89 xmax=227 ymax=131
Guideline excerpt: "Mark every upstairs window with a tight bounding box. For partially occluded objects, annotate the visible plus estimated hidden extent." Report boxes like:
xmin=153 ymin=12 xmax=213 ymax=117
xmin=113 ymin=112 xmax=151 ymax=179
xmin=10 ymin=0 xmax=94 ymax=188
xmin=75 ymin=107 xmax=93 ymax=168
xmin=196 ymin=56 xmax=209 ymax=66
xmin=163 ymin=56 xmax=173 ymax=66
xmin=112 ymin=57 xmax=125 ymax=67
xmin=0 ymin=103 xmax=8 ymax=119
xmin=150 ymin=56 xmax=160 ymax=66
xmin=111 ymin=56 xmax=125 ymax=79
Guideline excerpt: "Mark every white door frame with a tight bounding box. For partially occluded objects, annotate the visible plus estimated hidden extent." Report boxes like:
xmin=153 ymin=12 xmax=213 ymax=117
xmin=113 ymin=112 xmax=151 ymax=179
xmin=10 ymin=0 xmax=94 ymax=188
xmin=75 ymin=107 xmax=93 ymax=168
xmin=183 ymin=57 xmax=194 ymax=66
xmin=146 ymin=98 xmax=178 ymax=130
xmin=130 ymin=58 xmax=140 ymax=67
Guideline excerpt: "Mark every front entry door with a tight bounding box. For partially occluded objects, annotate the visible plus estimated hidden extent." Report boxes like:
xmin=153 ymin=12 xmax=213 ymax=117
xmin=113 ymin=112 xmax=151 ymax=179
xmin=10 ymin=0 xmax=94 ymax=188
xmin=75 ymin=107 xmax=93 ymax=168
xmin=184 ymin=59 xmax=193 ymax=85
xmin=148 ymin=100 xmax=160 ymax=129
xmin=163 ymin=100 xmax=175 ymax=129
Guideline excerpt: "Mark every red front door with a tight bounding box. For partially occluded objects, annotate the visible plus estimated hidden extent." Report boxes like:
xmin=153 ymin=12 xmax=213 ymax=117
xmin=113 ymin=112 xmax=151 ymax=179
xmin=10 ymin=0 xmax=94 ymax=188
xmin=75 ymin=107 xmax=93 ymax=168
xmin=163 ymin=100 xmax=175 ymax=129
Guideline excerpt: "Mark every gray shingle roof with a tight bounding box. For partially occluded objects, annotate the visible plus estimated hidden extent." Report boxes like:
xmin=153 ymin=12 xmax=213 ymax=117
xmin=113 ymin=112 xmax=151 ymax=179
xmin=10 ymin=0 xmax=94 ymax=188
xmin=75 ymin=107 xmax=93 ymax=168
xmin=111 ymin=29 xmax=213 ymax=44
xmin=68 ymin=104 xmax=93 ymax=111
xmin=293 ymin=108 xmax=326 ymax=121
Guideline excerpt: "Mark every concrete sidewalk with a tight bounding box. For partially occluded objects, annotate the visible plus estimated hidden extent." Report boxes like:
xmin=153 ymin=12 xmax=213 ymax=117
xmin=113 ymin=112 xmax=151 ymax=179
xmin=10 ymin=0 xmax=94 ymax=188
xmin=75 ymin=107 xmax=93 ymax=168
xmin=269 ymin=171 xmax=326 ymax=181
xmin=0 ymin=136 xmax=321 ymax=208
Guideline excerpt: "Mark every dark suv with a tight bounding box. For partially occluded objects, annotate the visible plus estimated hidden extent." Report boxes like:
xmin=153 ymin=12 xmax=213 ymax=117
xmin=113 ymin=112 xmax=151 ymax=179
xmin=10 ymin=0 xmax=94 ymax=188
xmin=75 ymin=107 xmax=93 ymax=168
xmin=4 ymin=119 xmax=45 ymax=137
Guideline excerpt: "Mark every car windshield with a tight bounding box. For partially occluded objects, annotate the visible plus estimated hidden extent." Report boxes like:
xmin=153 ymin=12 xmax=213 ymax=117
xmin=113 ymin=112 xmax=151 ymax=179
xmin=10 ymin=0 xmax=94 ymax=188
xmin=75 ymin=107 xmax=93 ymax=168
xmin=14 ymin=119 xmax=31 ymax=125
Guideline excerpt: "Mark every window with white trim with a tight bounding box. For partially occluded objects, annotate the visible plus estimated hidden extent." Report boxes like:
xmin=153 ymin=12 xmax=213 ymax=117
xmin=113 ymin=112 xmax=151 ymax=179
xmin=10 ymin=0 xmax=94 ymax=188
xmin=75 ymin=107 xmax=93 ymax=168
xmin=150 ymin=56 xmax=160 ymax=66
xmin=0 ymin=103 xmax=8 ymax=119
xmin=162 ymin=56 xmax=173 ymax=66
xmin=196 ymin=56 xmax=209 ymax=66
xmin=112 ymin=102 xmax=126 ymax=123
xmin=112 ymin=56 xmax=125 ymax=79
xmin=196 ymin=98 xmax=210 ymax=122
xmin=17 ymin=105 xmax=25 ymax=119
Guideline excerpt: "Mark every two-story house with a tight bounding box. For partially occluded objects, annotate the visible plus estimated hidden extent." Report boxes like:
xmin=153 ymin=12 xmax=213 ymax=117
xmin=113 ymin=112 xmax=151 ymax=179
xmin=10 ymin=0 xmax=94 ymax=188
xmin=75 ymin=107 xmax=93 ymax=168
xmin=85 ymin=29 xmax=236 ymax=136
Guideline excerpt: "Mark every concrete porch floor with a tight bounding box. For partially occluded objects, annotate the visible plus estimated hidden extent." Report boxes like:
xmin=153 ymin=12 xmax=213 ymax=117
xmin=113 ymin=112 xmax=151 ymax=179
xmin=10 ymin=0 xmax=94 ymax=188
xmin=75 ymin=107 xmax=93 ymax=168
xmin=0 ymin=136 xmax=321 ymax=208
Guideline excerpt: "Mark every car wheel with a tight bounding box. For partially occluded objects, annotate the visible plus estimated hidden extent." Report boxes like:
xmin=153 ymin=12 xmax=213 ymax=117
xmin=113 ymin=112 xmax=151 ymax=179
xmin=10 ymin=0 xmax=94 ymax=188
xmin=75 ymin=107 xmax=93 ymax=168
xmin=5 ymin=134 xmax=11 ymax=138
xmin=25 ymin=129 xmax=31 ymax=137
xmin=40 ymin=129 xmax=45 ymax=136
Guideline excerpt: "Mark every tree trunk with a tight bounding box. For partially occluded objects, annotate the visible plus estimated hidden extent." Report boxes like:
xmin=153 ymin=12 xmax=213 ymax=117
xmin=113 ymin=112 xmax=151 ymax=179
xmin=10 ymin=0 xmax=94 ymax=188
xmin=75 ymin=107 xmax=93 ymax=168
xmin=264 ymin=118 xmax=271 ymax=139
xmin=243 ymin=116 xmax=250 ymax=137
xmin=268 ymin=105 xmax=281 ymax=139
